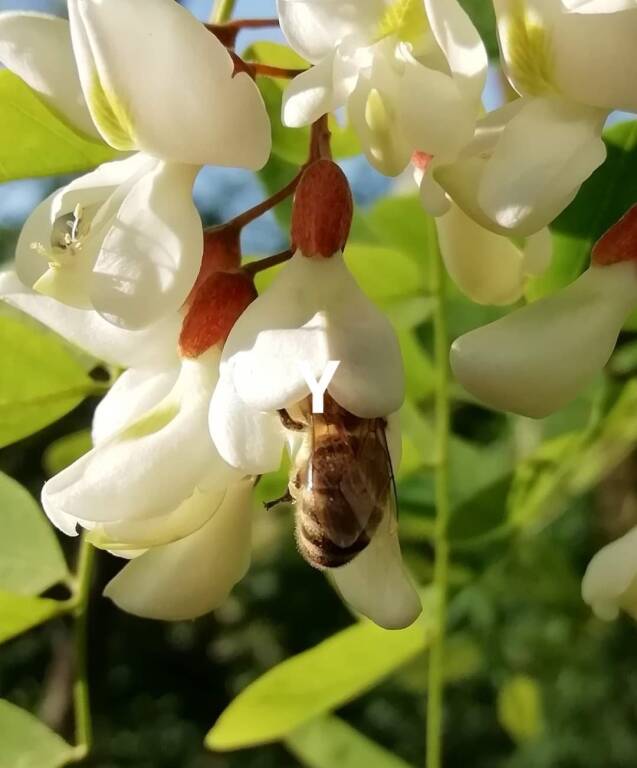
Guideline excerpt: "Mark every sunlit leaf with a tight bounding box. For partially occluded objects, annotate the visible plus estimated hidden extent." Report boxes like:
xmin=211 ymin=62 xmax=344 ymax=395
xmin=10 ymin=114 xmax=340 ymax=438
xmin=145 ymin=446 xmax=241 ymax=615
xmin=0 ymin=315 xmax=98 ymax=448
xmin=0 ymin=69 xmax=117 ymax=183
xmin=497 ymin=675 xmax=544 ymax=744
xmin=0 ymin=591 xmax=63 ymax=645
xmin=206 ymin=616 xmax=434 ymax=751
xmin=0 ymin=700 xmax=76 ymax=768
xmin=285 ymin=716 xmax=414 ymax=768
xmin=0 ymin=472 xmax=67 ymax=595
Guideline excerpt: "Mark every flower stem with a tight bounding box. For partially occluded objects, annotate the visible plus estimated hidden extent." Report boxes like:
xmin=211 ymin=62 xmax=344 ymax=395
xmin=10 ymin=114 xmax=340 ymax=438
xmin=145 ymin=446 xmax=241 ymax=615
xmin=71 ymin=534 xmax=95 ymax=758
xmin=210 ymin=0 xmax=236 ymax=24
xmin=244 ymin=249 xmax=294 ymax=275
xmin=426 ymin=220 xmax=451 ymax=768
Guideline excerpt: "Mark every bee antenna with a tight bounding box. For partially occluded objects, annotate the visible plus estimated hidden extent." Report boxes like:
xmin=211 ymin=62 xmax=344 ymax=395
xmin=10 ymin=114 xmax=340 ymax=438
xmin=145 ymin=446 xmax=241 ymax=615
xmin=264 ymin=490 xmax=294 ymax=511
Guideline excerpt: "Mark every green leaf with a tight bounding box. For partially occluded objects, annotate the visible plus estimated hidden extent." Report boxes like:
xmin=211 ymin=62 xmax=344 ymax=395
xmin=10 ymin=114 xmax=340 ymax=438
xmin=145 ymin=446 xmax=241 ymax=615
xmin=206 ymin=616 xmax=434 ymax=751
xmin=0 ymin=315 xmax=97 ymax=448
xmin=285 ymin=716 xmax=414 ymax=768
xmin=497 ymin=675 xmax=544 ymax=744
xmin=0 ymin=69 xmax=118 ymax=183
xmin=0 ymin=472 xmax=67 ymax=595
xmin=365 ymin=195 xmax=433 ymax=266
xmin=344 ymin=244 xmax=425 ymax=302
xmin=43 ymin=430 xmax=93 ymax=477
xmin=0 ymin=591 xmax=63 ymax=645
xmin=0 ymin=700 xmax=76 ymax=768
xmin=527 ymin=120 xmax=637 ymax=301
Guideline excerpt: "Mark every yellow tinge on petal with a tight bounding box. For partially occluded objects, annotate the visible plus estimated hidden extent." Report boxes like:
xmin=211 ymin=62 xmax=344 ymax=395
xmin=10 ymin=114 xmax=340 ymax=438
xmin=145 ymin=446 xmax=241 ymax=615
xmin=89 ymin=70 xmax=136 ymax=151
xmin=363 ymin=88 xmax=405 ymax=176
xmin=503 ymin=0 xmax=556 ymax=96
xmin=120 ymin=400 xmax=180 ymax=441
xmin=377 ymin=0 xmax=429 ymax=44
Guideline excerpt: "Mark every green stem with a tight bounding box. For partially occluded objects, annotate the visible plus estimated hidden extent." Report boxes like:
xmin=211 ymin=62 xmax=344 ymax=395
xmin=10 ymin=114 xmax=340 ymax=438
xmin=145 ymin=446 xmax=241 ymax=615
xmin=210 ymin=0 xmax=237 ymax=23
xmin=426 ymin=221 xmax=451 ymax=768
xmin=72 ymin=534 xmax=95 ymax=759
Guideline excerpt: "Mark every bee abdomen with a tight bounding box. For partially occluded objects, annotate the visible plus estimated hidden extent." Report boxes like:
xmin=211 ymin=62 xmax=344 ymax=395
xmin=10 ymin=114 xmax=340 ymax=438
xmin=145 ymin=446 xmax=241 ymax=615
xmin=295 ymin=514 xmax=370 ymax=570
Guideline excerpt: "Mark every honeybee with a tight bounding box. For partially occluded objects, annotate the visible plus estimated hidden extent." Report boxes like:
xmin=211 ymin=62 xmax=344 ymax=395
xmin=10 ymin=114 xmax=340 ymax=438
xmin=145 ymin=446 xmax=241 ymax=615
xmin=277 ymin=395 xmax=397 ymax=570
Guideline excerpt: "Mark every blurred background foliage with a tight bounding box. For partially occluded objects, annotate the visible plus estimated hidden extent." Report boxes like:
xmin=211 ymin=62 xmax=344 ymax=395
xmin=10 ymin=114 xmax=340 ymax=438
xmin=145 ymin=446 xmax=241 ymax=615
xmin=1 ymin=1 xmax=637 ymax=767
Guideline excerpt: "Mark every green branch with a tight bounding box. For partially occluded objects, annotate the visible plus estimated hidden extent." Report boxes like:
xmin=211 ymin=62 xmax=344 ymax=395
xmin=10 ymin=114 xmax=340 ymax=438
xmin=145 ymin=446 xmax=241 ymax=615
xmin=426 ymin=220 xmax=451 ymax=768
xmin=210 ymin=0 xmax=237 ymax=23
xmin=71 ymin=534 xmax=95 ymax=760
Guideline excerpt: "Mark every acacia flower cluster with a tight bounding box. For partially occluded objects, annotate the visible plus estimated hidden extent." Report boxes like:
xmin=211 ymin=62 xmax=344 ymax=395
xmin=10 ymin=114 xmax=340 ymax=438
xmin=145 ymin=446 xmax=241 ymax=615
xmin=1 ymin=0 xmax=636 ymax=632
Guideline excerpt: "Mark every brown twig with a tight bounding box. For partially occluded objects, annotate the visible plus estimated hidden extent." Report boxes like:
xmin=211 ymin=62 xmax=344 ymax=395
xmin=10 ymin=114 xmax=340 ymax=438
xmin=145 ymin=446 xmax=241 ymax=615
xmin=244 ymin=249 xmax=294 ymax=275
xmin=225 ymin=174 xmax=303 ymax=230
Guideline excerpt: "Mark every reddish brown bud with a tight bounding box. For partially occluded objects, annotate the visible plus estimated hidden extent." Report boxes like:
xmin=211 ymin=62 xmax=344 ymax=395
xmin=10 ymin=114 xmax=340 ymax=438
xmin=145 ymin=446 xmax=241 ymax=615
xmin=179 ymin=270 xmax=256 ymax=359
xmin=291 ymin=159 xmax=353 ymax=259
xmin=185 ymin=226 xmax=241 ymax=307
xmin=592 ymin=204 xmax=637 ymax=267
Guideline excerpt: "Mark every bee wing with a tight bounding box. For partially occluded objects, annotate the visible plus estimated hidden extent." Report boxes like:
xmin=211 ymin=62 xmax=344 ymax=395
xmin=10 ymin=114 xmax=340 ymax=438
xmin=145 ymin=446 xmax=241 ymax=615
xmin=325 ymin=419 xmax=394 ymax=549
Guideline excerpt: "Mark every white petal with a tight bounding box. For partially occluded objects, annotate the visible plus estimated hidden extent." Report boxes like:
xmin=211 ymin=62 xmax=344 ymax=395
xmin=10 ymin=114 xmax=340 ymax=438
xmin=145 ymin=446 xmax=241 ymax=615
xmin=478 ymin=98 xmax=607 ymax=235
xmin=0 ymin=270 xmax=180 ymax=368
xmin=225 ymin=253 xmax=404 ymax=418
xmin=91 ymin=161 xmax=202 ymax=330
xmin=424 ymin=0 xmax=488 ymax=103
xmin=331 ymin=510 xmax=421 ymax=629
xmin=582 ymin=526 xmax=637 ymax=621
xmin=91 ymin=366 xmax=179 ymax=446
xmin=69 ymin=0 xmax=270 ymax=167
xmin=90 ymin=477 xmax=229 ymax=551
xmin=523 ymin=227 xmax=552 ymax=276
xmin=103 ymin=479 xmax=253 ymax=620
xmin=42 ymin=351 xmax=228 ymax=526
xmin=418 ymin=171 xmax=452 ymax=216
xmin=553 ymin=6 xmax=637 ymax=112
xmin=436 ymin=203 xmax=526 ymax=305
xmin=277 ymin=0 xmax=382 ymax=63
xmin=282 ymin=55 xmax=335 ymax=128
xmin=0 ymin=12 xmax=97 ymax=137
xmin=209 ymin=372 xmax=286 ymax=475
xmin=451 ymin=262 xmax=637 ymax=418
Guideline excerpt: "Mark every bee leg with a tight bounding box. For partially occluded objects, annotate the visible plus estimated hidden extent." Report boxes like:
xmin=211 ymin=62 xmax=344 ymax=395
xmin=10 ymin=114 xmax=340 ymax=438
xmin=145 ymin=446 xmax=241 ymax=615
xmin=264 ymin=490 xmax=294 ymax=511
xmin=278 ymin=409 xmax=305 ymax=431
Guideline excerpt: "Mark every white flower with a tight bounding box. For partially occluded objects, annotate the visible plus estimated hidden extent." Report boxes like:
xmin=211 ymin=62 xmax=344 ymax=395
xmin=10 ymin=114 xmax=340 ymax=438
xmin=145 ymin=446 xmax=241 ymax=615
xmin=420 ymin=0 xmax=637 ymax=235
xmin=1 ymin=263 xmax=257 ymax=621
xmin=428 ymin=182 xmax=552 ymax=304
xmin=0 ymin=0 xmax=270 ymax=328
xmin=278 ymin=0 xmax=487 ymax=175
xmin=208 ymin=251 xmax=420 ymax=628
xmin=582 ymin=527 xmax=637 ymax=621
xmin=451 ymin=261 xmax=637 ymax=418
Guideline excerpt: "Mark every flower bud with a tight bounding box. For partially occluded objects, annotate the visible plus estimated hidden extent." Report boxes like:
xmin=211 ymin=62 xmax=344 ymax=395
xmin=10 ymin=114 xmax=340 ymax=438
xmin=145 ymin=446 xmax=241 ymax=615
xmin=291 ymin=159 xmax=353 ymax=259
xmin=185 ymin=226 xmax=242 ymax=307
xmin=592 ymin=204 xmax=637 ymax=267
xmin=179 ymin=270 xmax=256 ymax=358
xmin=582 ymin=526 xmax=637 ymax=622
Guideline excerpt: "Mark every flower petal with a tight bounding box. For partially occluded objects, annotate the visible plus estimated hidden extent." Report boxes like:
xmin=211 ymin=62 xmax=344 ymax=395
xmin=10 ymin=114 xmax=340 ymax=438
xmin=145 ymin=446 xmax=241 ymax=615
xmin=553 ymin=6 xmax=637 ymax=112
xmin=478 ymin=98 xmax=607 ymax=235
xmin=436 ymin=203 xmax=526 ymax=305
xmin=331 ymin=510 xmax=421 ymax=629
xmin=0 ymin=11 xmax=97 ymax=137
xmin=582 ymin=526 xmax=637 ymax=621
xmin=282 ymin=54 xmax=335 ymax=128
xmin=424 ymin=0 xmax=488 ymax=103
xmin=103 ymin=479 xmax=253 ymax=620
xmin=225 ymin=253 xmax=404 ymax=418
xmin=209 ymin=372 xmax=286 ymax=475
xmin=42 ymin=352 xmax=227 ymax=526
xmin=91 ymin=366 xmax=178 ymax=446
xmin=69 ymin=0 xmax=271 ymax=167
xmin=0 ymin=270 xmax=180 ymax=368
xmin=451 ymin=262 xmax=637 ymax=418
xmin=90 ymin=161 xmax=202 ymax=330
xmin=277 ymin=0 xmax=382 ymax=63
